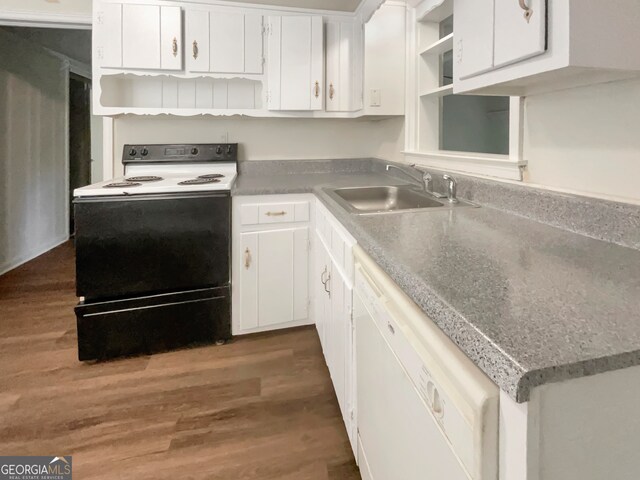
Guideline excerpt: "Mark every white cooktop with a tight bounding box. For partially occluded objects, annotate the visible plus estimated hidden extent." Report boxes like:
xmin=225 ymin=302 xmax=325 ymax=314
xmin=74 ymin=163 xmax=237 ymax=197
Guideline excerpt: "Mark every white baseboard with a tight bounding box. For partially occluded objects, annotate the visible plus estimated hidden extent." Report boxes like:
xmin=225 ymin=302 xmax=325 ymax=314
xmin=0 ymin=235 xmax=70 ymax=276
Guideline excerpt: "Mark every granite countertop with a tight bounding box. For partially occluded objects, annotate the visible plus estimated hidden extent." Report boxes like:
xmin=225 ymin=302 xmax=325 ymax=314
xmin=233 ymin=168 xmax=640 ymax=403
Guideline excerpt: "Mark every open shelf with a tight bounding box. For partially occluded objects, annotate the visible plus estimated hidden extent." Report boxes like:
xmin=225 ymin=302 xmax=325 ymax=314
xmin=419 ymin=85 xmax=453 ymax=98
xmin=420 ymin=33 xmax=453 ymax=57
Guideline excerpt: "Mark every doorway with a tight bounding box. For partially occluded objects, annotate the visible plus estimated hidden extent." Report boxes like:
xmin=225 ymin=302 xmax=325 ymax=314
xmin=68 ymin=74 xmax=92 ymax=235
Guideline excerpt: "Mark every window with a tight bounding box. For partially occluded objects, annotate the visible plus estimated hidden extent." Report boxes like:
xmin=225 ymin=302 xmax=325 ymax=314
xmin=407 ymin=2 xmax=523 ymax=181
xmin=438 ymin=14 xmax=510 ymax=155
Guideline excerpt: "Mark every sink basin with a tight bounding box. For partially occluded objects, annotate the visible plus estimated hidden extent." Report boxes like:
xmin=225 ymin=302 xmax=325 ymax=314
xmin=326 ymin=185 xmax=447 ymax=215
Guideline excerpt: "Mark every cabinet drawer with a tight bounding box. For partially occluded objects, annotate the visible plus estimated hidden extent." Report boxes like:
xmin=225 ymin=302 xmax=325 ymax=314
xmin=240 ymin=202 xmax=309 ymax=225
xmin=240 ymin=201 xmax=310 ymax=225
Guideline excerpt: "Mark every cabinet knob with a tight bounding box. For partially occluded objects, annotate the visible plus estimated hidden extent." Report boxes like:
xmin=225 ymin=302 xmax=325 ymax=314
xmin=314 ymin=81 xmax=320 ymax=98
xmin=329 ymin=83 xmax=335 ymax=100
xmin=244 ymin=248 xmax=252 ymax=269
xmin=172 ymin=37 xmax=178 ymax=57
xmin=518 ymin=0 xmax=533 ymax=22
xmin=192 ymin=40 xmax=199 ymax=59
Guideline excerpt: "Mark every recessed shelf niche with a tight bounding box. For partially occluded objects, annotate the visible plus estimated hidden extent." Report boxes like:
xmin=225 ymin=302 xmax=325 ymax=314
xmin=99 ymin=74 xmax=263 ymax=110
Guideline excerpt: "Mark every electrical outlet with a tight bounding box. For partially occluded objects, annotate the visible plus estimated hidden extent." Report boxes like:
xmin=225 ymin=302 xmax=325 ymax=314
xmin=370 ymin=89 xmax=381 ymax=107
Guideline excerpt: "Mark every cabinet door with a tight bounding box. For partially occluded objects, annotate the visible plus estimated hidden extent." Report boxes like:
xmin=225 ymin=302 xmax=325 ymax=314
xmin=122 ymin=4 xmax=161 ymax=69
xmin=94 ymin=2 xmax=122 ymax=68
xmin=211 ymin=11 xmax=245 ymax=73
xmin=454 ymin=0 xmax=495 ymax=80
xmin=268 ymin=15 xmax=323 ymax=110
xmin=326 ymin=21 xmax=359 ymax=112
xmin=329 ymin=260 xmax=348 ymax=419
xmin=314 ymin=236 xmax=330 ymax=351
xmin=185 ymin=10 xmax=210 ymax=73
xmin=239 ymin=227 xmax=309 ymax=330
xmin=245 ymin=14 xmax=264 ymax=74
xmin=160 ymin=6 xmax=182 ymax=70
xmin=325 ymin=22 xmax=341 ymax=111
xmin=344 ymin=281 xmax=357 ymax=453
xmin=493 ymin=0 xmax=547 ymax=68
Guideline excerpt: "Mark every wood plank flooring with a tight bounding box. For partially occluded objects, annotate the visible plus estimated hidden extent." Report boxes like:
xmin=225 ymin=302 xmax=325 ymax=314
xmin=0 ymin=242 xmax=360 ymax=479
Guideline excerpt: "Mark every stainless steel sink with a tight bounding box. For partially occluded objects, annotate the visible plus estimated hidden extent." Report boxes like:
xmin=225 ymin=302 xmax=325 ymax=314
xmin=324 ymin=185 xmax=475 ymax=215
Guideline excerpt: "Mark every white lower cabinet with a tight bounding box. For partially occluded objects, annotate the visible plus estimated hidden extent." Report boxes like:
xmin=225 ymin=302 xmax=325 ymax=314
xmin=314 ymin=200 xmax=357 ymax=455
xmin=232 ymin=195 xmax=313 ymax=335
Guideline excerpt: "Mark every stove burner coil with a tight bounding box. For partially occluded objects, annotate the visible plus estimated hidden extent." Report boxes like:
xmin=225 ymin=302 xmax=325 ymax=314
xmin=125 ymin=176 xmax=163 ymax=182
xmin=178 ymin=178 xmax=221 ymax=185
xmin=197 ymin=174 xmax=224 ymax=179
xmin=103 ymin=182 xmax=142 ymax=188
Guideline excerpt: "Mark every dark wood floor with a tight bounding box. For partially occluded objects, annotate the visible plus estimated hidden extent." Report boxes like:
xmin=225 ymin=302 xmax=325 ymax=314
xmin=0 ymin=242 xmax=360 ymax=480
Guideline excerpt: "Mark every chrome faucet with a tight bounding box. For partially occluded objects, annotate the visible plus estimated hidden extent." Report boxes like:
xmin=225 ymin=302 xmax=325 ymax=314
xmin=385 ymin=164 xmax=442 ymax=197
xmin=442 ymin=174 xmax=458 ymax=203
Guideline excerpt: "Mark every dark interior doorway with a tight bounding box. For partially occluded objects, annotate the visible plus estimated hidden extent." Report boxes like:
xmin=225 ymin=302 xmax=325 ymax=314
xmin=69 ymin=74 xmax=92 ymax=235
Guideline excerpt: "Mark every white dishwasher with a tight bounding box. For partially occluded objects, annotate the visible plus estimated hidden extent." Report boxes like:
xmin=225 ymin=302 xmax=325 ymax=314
xmin=353 ymin=246 xmax=499 ymax=480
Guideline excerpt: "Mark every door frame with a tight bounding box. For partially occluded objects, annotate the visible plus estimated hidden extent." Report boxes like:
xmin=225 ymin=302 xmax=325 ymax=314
xmin=0 ymin=10 xmax=91 ymax=30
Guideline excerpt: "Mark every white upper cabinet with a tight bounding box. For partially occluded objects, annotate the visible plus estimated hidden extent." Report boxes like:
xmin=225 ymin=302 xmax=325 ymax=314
xmin=185 ymin=9 xmax=210 ymax=73
xmin=493 ymin=0 xmax=546 ymax=69
xmin=93 ymin=0 xmax=404 ymax=116
xmin=363 ymin=2 xmax=405 ymax=115
xmin=185 ymin=9 xmax=264 ymax=75
xmin=211 ymin=12 xmax=245 ymax=73
xmin=121 ymin=5 xmax=182 ymax=70
xmin=267 ymin=15 xmax=324 ymax=111
xmin=94 ymin=2 xmax=122 ymax=68
xmin=244 ymin=14 xmax=265 ymax=74
xmin=453 ymin=0 xmax=495 ymax=80
xmin=160 ymin=6 xmax=183 ymax=70
xmin=325 ymin=21 xmax=363 ymax=112
xmin=454 ymin=0 xmax=640 ymax=95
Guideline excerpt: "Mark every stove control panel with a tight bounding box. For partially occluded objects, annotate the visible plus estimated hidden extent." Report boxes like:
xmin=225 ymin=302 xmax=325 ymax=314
xmin=123 ymin=144 xmax=238 ymax=164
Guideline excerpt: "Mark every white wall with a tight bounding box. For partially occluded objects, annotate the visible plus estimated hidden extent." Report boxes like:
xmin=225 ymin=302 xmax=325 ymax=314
xmin=0 ymin=29 xmax=69 ymax=275
xmin=112 ymin=115 xmax=405 ymax=176
xmin=523 ymin=78 xmax=640 ymax=203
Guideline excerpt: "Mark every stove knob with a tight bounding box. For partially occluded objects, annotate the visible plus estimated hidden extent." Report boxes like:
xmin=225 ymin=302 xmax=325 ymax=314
xmin=141 ymin=148 xmax=149 ymax=156
xmin=128 ymin=148 xmax=137 ymax=156
xmin=227 ymin=145 xmax=233 ymax=155
xmin=216 ymin=146 xmax=223 ymax=155
xmin=191 ymin=147 xmax=199 ymax=155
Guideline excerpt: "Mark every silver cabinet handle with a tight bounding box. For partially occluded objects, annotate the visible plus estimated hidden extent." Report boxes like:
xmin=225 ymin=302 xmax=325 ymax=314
xmin=321 ymin=266 xmax=328 ymax=284
xmin=329 ymin=83 xmax=335 ymax=100
xmin=324 ymin=273 xmax=331 ymax=297
xmin=265 ymin=211 xmax=286 ymax=217
xmin=244 ymin=247 xmax=252 ymax=269
xmin=172 ymin=37 xmax=178 ymax=57
xmin=518 ymin=0 xmax=533 ymax=22
xmin=192 ymin=40 xmax=199 ymax=59
xmin=387 ymin=322 xmax=395 ymax=335
xmin=314 ymin=81 xmax=320 ymax=98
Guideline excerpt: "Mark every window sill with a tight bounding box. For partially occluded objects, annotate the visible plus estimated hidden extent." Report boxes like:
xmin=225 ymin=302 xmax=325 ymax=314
xmin=403 ymin=150 xmax=526 ymax=181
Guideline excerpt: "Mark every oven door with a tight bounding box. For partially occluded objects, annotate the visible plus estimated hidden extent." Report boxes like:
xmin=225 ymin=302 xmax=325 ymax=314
xmin=75 ymin=192 xmax=230 ymax=301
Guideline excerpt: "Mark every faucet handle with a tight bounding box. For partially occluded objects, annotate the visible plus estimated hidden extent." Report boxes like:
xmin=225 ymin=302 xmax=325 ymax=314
xmin=442 ymin=174 xmax=458 ymax=203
